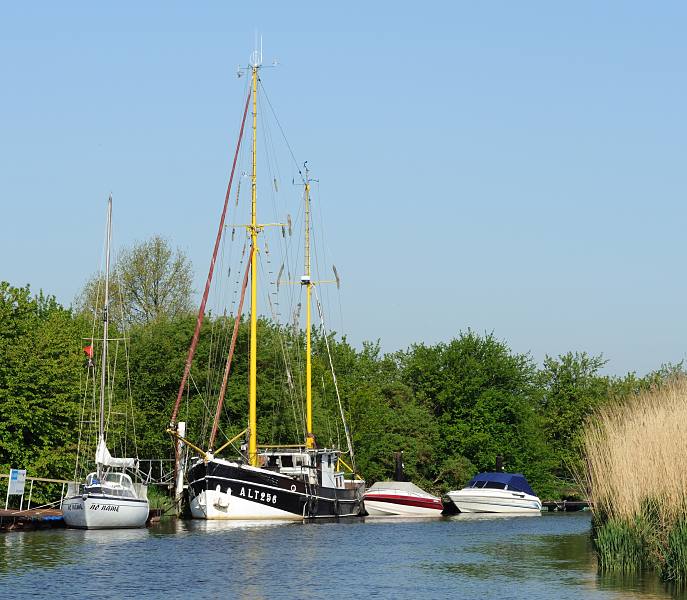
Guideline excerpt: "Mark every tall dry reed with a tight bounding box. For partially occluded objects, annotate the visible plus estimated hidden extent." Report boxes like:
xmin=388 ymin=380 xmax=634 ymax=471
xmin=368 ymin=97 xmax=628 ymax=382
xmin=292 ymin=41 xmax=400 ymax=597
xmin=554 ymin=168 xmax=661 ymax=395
xmin=583 ymin=377 xmax=687 ymax=579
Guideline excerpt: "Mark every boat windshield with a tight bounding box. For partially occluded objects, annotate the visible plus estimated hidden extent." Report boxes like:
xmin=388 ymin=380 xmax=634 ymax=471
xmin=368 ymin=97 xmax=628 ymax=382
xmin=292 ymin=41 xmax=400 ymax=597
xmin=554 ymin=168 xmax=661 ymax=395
xmin=471 ymin=480 xmax=506 ymax=490
xmin=104 ymin=472 xmax=135 ymax=489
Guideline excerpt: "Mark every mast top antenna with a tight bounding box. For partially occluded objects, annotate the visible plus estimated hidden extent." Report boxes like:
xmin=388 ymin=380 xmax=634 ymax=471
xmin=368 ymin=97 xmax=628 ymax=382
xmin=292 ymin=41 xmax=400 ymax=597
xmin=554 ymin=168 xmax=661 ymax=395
xmin=250 ymin=34 xmax=263 ymax=67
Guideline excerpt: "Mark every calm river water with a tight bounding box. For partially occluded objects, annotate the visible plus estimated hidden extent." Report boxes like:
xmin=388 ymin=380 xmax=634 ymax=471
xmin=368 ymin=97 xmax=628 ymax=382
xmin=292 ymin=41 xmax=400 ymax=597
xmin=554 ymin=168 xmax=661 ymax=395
xmin=1 ymin=513 xmax=685 ymax=599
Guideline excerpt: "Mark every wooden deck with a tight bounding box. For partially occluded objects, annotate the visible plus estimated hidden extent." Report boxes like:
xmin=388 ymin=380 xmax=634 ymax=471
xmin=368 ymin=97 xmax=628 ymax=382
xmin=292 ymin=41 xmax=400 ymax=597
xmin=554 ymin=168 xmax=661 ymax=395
xmin=541 ymin=500 xmax=590 ymax=512
xmin=0 ymin=508 xmax=64 ymax=531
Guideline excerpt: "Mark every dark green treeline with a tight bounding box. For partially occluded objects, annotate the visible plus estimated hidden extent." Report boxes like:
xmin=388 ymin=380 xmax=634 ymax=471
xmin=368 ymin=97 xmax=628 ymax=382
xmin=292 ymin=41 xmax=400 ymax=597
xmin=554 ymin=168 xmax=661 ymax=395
xmin=0 ymin=281 xmax=677 ymax=499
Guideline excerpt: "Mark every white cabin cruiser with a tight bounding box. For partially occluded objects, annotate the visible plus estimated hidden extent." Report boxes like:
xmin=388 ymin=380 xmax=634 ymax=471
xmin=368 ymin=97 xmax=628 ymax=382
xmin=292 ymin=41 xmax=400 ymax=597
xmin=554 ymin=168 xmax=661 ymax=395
xmin=445 ymin=472 xmax=542 ymax=514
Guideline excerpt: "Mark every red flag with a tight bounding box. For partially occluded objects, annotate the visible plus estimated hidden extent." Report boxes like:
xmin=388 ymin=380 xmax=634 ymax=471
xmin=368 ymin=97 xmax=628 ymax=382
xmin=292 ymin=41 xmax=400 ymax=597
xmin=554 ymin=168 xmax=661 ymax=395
xmin=83 ymin=345 xmax=93 ymax=358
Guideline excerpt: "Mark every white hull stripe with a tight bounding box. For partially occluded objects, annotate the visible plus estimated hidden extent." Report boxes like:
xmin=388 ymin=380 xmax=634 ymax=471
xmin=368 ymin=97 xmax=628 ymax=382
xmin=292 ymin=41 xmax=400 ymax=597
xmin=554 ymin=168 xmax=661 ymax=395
xmin=190 ymin=474 xmax=356 ymax=504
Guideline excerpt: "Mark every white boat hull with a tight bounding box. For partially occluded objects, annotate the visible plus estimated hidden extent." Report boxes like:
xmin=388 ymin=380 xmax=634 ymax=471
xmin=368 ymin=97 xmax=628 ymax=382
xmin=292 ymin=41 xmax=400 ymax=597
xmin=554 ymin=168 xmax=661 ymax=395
xmin=62 ymin=495 xmax=149 ymax=529
xmin=364 ymin=499 xmax=443 ymax=517
xmin=446 ymin=489 xmax=542 ymax=514
xmin=190 ymin=488 xmax=302 ymax=521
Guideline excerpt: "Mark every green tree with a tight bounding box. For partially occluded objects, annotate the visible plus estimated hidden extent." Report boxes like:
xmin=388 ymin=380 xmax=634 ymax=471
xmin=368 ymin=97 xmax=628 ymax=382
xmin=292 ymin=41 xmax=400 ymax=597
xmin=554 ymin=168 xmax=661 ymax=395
xmin=76 ymin=236 xmax=193 ymax=326
xmin=337 ymin=342 xmax=440 ymax=489
xmin=0 ymin=283 xmax=82 ymax=482
xmin=537 ymin=352 xmax=609 ymax=489
xmin=401 ymin=331 xmax=555 ymax=495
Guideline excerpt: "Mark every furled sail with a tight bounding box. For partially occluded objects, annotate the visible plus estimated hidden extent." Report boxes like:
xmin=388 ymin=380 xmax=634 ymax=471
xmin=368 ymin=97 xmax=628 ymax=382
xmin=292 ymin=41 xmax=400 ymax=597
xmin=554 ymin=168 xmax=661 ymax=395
xmin=95 ymin=436 xmax=136 ymax=469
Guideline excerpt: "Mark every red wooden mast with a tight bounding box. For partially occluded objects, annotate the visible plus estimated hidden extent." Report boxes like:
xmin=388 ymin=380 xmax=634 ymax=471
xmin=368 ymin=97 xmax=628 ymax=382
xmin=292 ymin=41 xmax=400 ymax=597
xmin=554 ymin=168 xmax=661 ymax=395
xmin=170 ymin=88 xmax=252 ymax=428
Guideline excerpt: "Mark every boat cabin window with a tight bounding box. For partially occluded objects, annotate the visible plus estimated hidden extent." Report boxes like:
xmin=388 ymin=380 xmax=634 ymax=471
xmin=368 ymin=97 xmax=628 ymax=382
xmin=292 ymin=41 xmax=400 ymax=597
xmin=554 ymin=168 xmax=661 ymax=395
xmin=483 ymin=481 xmax=506 ymax=490
xmin=471 ymin=480 xmax=507 ymax=490
xmin=102 ymin=472 xmax=135 ymax=490
xmin=280 ymin=455 xmax=293 ymax=468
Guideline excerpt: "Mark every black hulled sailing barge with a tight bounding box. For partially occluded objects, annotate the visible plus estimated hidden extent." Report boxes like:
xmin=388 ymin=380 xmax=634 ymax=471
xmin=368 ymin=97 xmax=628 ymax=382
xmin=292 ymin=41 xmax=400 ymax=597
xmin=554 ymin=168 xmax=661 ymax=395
xmin=168 ymin=47 xmax=365 ymax=520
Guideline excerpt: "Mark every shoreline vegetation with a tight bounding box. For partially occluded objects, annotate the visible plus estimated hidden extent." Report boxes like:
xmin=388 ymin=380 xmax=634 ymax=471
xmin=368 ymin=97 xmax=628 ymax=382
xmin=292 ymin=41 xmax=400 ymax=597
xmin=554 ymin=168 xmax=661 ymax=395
xmin=2 ymin=276 xmax=681 ymax=508
xmin=584 ymin=377 xmax=687 ymax=582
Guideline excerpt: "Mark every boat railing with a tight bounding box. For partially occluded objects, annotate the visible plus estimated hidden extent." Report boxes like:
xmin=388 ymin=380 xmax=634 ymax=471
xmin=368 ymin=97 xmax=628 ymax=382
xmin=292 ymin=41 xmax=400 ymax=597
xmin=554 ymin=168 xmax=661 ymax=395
xmin=0 ymin=472 xmax=73 ymax=512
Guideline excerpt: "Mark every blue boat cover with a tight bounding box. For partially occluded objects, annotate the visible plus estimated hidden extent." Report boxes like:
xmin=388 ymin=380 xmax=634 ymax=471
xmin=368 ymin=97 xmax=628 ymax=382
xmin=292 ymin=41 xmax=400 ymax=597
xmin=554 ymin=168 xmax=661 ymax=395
xmin=467 ymin=472 xmax=536 ymax=497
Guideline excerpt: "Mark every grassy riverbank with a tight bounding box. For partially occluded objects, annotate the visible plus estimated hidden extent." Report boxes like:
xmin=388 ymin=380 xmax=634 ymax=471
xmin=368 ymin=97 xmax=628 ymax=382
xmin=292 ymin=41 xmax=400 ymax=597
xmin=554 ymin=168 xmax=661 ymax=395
xmin=584 ymin=378 xmax=687 ymax=581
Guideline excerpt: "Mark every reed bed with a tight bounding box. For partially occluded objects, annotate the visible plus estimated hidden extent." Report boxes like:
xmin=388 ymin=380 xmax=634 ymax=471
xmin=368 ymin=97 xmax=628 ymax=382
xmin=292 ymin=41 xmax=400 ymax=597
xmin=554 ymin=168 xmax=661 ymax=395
xmin=583 ymin=377 xmax=687 ymax=580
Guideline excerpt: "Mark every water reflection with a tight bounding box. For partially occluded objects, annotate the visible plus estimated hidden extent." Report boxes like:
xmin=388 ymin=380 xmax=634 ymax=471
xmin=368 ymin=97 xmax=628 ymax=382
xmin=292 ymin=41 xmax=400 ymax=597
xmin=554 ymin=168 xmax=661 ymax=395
xmin=0 ymin=527 xmax=150 ymax=579
xmin=449 ymin=511 xmax=541 ymax=521
xmin=2 ymin=514 xmax=687 ymax=599
xmin=425 ymin=514 xmax=680 ymax=600
xmin=597 ymin=570 xmax=687 ymax=600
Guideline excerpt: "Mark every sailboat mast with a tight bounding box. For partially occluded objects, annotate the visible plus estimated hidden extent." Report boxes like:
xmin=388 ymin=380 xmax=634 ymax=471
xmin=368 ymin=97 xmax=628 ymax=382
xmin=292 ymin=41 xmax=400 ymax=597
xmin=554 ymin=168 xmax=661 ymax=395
xmin=304 ymin=168 xmax=314 ymax=448
xmin=100 ymin=195 xmax=112 ymax=474
xmin=248 ymin=61 xmax=259 ymax=466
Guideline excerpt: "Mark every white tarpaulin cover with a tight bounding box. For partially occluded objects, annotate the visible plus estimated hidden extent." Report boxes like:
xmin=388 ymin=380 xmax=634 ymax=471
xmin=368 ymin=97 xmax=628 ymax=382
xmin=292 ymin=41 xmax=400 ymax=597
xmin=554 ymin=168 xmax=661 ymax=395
xmin=95 ymin=437 xmax=136 ymax=469
xmin=367 ymin=481 xmax=436 ymax=497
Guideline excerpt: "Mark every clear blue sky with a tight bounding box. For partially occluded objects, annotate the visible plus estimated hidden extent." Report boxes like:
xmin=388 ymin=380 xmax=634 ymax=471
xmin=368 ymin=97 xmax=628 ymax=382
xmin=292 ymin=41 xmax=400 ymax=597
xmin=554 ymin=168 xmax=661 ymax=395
xmin=1 ymin=2 xmax=686 ymax=376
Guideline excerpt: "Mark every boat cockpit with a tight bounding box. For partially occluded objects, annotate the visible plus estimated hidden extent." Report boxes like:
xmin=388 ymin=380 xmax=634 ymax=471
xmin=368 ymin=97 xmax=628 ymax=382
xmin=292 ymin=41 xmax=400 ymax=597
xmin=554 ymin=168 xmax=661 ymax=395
xmin=85 ymin=471 xmax=137 ymax=498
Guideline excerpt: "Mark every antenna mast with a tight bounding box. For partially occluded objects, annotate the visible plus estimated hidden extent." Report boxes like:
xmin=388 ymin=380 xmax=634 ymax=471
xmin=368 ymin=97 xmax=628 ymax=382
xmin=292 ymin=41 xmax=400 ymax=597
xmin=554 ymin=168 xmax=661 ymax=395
xmin=303 ymin=164 xmax=315 ymax=448
xmin=248 ymin=41 xmax=261 ymax=466
xmin=99 ymin=195 xmax=112 ymax=478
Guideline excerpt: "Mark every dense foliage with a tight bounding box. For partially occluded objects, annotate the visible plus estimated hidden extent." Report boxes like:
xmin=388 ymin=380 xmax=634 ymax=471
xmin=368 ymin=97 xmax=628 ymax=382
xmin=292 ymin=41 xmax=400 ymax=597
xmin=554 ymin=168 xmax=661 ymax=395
xmin=75 ymin=236 xmax=193 ymax=327
xmin=0 ymin=280 xmax=678 ymax=500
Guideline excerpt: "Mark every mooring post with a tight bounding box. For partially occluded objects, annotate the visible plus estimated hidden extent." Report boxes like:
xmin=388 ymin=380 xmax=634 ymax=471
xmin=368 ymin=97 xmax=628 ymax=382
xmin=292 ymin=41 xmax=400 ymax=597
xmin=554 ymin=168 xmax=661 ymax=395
xmin=27 ymin=480 xmax=34 ymax=510
xmin=4 ymin=477 xmax=9 ymax=511
xmin=394 ymin=451 xmax=405 ymax=481
xmin=59 ymin=482 xmax=65 ymax=510
xmin=174 ymin=422 xmax=187 ymax=515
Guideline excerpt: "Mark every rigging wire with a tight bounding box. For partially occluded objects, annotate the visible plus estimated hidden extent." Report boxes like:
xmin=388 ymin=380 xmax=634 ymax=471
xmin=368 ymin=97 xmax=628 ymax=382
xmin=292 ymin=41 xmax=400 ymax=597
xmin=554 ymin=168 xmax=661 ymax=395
xmin=258 ymin=80 xmax=306 ymax=185
xmin=313 ymin=285 xmax=355 ymax=470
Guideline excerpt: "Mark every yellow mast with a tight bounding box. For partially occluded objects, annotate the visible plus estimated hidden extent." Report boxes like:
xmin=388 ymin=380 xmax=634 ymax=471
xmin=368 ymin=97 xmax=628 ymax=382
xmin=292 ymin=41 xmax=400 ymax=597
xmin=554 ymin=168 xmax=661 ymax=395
xmin=248 ymin=62 xmax=258 ymax=466
xmin=304 ymin=167 xmax=314 ymax=448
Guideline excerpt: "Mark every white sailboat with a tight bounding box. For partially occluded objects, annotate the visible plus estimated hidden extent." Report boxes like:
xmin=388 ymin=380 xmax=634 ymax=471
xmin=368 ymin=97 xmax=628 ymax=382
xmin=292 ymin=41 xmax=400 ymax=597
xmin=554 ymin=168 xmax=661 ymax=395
xmin=62 ymin=196 xmax=149 ymax=529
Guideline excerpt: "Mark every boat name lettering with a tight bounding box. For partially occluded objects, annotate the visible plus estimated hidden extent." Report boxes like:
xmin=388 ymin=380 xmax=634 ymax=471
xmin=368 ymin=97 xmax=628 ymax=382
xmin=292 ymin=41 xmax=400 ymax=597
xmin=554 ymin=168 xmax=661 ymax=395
xmin=239 ymin=486 xmax=277 ymax=504
xmin=66 ymin=503 xmax=83 ymax=511
xmin=89 ymin=504 xmax=120 ymax=512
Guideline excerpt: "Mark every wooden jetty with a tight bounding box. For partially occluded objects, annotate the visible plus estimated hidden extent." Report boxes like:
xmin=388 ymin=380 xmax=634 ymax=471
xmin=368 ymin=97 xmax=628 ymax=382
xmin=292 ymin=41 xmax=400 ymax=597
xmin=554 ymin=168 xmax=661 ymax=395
xmin=542 ymin=499 xmax=590 ymax=512
xmin=0 ymin=508 xmax=64 ymax=532
xmin=1 ymin=507 xmax=164 ymax=532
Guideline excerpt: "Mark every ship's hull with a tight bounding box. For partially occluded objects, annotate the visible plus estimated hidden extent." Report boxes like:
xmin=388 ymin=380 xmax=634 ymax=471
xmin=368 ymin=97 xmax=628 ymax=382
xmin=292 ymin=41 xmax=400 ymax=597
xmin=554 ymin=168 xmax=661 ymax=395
xmin=187 ymin=458 xmax=365 ymax=520
xmin=62 ymin=494 xmax=149 ymax=529
xmin=364 ymin=493 xmax=444 ymax=517
xmin=364 ymin=499 xmax=444 ymax=517
xmin=445 ymin=489 xmax=542 ymax=514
